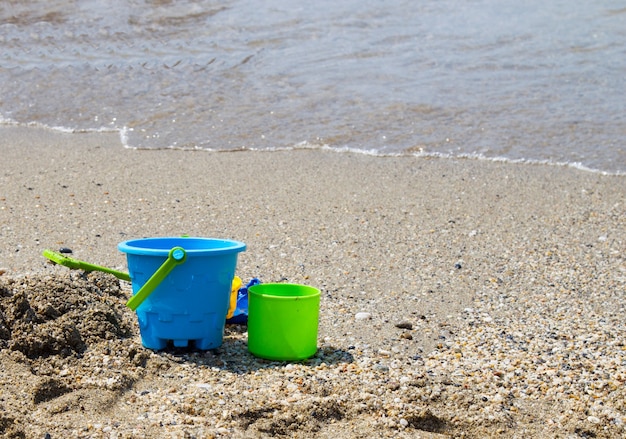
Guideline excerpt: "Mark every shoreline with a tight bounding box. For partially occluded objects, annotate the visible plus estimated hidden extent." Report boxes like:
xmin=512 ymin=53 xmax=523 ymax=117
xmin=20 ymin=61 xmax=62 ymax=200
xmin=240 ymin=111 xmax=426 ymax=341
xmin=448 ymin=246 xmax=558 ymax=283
xmin=1 ymin=125 xmax=623 ymax=276
xmin=1 ymin=125 xmax=625 ymax=438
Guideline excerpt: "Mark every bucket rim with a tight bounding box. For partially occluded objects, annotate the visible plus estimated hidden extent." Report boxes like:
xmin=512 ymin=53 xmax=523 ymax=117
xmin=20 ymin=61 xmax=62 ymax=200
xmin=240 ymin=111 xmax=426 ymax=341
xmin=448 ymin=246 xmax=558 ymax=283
xmin=118 ymin=236 xmax=246 ymax=256
xmin=248 ymin=283 xmax=320 ymax=299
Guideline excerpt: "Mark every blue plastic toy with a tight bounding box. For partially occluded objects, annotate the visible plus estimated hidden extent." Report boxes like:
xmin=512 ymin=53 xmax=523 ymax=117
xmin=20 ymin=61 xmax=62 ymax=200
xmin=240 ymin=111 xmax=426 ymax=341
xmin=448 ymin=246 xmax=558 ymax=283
xmin=226 ymin=277 xmax=261 ymax=325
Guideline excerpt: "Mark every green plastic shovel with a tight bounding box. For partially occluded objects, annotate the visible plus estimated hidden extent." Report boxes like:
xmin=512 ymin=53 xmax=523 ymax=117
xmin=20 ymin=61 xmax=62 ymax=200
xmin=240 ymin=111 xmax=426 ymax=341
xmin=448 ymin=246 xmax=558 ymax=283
xmin=43 ymin=249 xmax=131 ymax=282
xmin=43 ymin=246 xmax=187 ymax=311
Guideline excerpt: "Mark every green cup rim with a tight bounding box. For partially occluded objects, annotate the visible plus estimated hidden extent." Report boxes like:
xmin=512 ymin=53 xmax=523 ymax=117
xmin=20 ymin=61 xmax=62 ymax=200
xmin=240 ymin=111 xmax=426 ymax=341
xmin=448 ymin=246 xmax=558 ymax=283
xmin=248 ymin=283 xmax=320 ymax=299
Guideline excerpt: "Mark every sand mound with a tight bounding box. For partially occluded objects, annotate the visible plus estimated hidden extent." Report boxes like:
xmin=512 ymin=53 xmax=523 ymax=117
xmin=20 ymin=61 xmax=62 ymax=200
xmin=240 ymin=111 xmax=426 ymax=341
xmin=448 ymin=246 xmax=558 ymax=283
xmin=0 ymin=272 xmax=133 ymax=359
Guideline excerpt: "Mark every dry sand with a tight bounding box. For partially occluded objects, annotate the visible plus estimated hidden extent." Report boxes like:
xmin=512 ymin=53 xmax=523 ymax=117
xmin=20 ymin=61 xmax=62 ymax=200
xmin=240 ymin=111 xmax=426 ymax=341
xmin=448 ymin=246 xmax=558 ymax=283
xmin=0 ymin=125 xmax=625 ymax=438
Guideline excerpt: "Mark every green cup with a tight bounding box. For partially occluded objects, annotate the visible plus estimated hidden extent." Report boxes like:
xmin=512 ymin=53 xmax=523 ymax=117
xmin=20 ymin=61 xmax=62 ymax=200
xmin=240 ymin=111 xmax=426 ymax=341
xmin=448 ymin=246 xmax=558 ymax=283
xmin=247 ymin=283 xmax=320 ymax=361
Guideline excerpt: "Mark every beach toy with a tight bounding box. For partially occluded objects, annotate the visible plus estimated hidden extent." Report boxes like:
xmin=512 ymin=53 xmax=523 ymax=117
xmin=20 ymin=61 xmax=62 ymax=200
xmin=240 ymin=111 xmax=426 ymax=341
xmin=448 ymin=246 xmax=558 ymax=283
xmin=44 ymin=249 xmax=246 ymax=307
xmin=227 ymin=276 xmax=243 ymax=320
xmin=43 ymin=249 xmax=131 ymax=281
xmin=119 ymin=237 xmax=246 ymax=350
xmin=226 ymin=277 xmax=261 ymax=325
xmin=125 ymin=246 xmax=187 ymax=311
xmin=247 ymin=283 xmax=320 ymax=361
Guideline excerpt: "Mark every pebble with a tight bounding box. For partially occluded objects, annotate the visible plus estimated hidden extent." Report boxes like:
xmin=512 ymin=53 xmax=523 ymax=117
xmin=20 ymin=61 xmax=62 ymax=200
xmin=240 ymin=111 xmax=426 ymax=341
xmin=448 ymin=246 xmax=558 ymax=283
xmin=395 ymin=321 xmax=413 ymax=330
xmin=355 ymin=312 xmax=372 ymax=321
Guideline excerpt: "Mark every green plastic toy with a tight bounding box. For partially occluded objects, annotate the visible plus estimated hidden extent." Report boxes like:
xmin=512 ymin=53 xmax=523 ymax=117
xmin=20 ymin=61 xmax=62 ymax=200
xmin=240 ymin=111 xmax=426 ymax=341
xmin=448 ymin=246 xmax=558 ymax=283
xmin=125 ymin=246 xmax=187 ymax=311
xmin=43 ymin=249 xmax=131 ymax=281
xmin=43 ymin=247 xmax=188 ymax=311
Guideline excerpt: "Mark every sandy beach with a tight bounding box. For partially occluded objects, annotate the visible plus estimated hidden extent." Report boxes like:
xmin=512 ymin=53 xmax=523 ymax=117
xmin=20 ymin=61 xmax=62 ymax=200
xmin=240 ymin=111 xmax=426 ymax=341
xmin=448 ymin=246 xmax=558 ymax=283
xmin=1 ymin=125 xmax=625 ymax=438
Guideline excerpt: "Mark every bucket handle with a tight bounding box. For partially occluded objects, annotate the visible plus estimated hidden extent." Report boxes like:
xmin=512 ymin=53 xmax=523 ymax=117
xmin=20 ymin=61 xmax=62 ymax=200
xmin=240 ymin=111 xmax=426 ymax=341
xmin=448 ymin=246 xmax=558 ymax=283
xmin=126 ymin=246 xmax=187 ymax=311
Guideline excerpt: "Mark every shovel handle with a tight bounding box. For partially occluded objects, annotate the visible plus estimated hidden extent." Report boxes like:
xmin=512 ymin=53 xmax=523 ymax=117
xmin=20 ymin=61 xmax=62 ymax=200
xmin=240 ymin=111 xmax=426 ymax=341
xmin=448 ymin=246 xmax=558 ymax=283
xmin=43 ymin=249 xmax=131 ymax=282
xmin=126 ymin=247 xmax=187 ymax=311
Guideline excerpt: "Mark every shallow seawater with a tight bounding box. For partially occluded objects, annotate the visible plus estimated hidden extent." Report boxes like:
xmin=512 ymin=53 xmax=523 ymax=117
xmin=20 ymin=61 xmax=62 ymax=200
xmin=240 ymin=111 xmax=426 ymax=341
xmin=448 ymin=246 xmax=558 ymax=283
xmin=1 ymin=0 xmax=624 ymax=174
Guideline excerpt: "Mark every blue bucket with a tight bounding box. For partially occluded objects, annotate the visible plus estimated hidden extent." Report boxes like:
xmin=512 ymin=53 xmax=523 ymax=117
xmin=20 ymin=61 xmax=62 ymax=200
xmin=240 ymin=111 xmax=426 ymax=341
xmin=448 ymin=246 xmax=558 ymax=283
xmin=118 ymin=237 xmax=246 ymax=350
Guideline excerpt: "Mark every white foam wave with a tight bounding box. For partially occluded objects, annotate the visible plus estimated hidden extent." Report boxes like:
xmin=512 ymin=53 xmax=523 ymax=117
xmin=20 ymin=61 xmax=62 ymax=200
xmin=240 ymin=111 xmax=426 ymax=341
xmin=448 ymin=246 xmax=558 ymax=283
xmin=283 ymin=142 xmax=626 ymax=176
xmin=452 ymin=152 xmax=626 ymax=176
xmin=2 ymin=117 xmax=623 ymax=176
xmin=0 ymin=116 xmax=120 ymax=135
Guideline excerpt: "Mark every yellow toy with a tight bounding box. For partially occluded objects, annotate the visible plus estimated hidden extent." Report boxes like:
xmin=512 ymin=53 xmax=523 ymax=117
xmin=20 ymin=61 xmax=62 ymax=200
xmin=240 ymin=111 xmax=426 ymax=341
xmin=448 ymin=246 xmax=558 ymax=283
xmin=227 ymin=276 xmax=243 ymax=319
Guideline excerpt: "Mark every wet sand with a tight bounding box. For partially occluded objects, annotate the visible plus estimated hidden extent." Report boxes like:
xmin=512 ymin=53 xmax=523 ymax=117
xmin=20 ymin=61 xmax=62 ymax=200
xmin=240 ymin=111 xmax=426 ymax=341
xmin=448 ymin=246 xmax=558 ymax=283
xmin=0 ymin=125 xmax=625 ymax=438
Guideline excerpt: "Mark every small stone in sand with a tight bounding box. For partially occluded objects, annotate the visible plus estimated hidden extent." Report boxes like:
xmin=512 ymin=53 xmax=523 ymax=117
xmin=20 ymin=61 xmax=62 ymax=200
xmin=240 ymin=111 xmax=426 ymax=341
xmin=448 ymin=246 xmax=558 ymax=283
xmin=355 ymin=312 xmax=372 ymax=321
xmin=395 ymin=321 xmax=413 ymax=330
